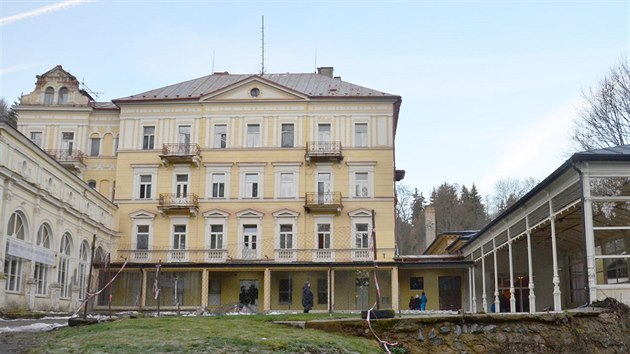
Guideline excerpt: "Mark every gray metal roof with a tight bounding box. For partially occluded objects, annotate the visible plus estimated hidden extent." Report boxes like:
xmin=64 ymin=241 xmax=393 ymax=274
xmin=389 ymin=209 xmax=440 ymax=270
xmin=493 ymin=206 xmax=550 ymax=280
xmin=92 ymin=102 xmax=118 ymax=110
xmin=574 ymin=144 xmax=630 ymax=157
xmin=113 ymin=73 xmax=398 ymax=102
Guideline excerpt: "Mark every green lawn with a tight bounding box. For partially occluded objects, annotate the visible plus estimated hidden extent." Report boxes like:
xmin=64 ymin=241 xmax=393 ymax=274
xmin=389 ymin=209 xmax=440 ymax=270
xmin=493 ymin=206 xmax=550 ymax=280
xmin=32 ymin=314 xmax=383 ymax=353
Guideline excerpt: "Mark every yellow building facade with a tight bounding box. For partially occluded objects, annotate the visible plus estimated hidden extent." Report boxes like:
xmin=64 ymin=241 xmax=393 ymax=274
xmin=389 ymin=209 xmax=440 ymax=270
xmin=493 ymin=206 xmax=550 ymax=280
xmin=15 ymin=66 xmax=407 ymax=313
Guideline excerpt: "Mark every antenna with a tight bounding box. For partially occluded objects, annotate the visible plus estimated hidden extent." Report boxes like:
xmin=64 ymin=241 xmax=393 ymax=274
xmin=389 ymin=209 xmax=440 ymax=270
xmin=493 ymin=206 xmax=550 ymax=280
xmin=212 ymin=49 xmax=215 ymax=73
xmin=80 ymin=79 xmax=103 ymax=102
xmin=260 ymin=15 xmax=265 ymax=75
xmin=314 ymin=49 xmax=317 ymax=73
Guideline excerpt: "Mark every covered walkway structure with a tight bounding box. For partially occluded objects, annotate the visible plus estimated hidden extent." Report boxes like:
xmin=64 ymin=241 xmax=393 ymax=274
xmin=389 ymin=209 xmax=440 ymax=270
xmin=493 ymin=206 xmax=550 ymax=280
xmin=461 ymin=146 xmax=630 ymax=313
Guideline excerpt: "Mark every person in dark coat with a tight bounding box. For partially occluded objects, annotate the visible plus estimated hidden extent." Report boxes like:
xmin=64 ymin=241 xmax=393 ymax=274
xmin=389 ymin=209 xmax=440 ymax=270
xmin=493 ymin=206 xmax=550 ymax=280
xmin=302 ymin=281 xmax=314 ymax=313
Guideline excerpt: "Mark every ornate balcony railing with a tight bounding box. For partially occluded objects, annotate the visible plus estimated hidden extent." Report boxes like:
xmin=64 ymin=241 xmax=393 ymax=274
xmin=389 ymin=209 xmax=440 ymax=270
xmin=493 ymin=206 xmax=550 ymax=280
xmin=275 ymin=249 xmax=296 ymax=261
xmin=241 ymin=248 xmax=258 ymax=260
xmin=159 ymin=143 xmax=201 ymax=166
xmin=158 ymin=193 xmax=199 ymax=216
xmin=305 ymin=141 xmax=343 ymax=163
xmin=313 ymin=249 xmax=335 ymax=262
xmin=207 ymin=249 xmax=227 ymax=262
xmin=352 ymin=249 xmax=372 ymax=261
xmin=304 ymin=192 xmax=343 ymax=214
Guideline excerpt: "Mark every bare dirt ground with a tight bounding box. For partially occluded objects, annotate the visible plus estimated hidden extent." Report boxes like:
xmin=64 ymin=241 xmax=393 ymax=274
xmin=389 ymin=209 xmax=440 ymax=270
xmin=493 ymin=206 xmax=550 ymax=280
xmin=0 ymin=331 xmax=47 ymax=354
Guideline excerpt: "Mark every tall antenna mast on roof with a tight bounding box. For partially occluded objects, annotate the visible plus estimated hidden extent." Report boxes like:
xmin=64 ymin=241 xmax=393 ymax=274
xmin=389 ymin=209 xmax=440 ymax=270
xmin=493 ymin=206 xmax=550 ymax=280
xmin=80 ymin=79 xmax=102 ymax=102
xmin=260 ymin=16 xmax=266 ymax=75
xmin=212 ymin=49 xmax=215 ymax=73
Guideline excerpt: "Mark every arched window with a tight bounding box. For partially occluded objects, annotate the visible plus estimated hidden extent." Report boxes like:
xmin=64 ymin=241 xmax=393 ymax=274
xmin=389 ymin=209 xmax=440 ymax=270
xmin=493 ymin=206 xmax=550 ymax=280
xmin=58 ymin=87 xmax=68 ymax=104
xmin=34 ymin=223 xmax=53 ymax=295
xmin=58 ymin=232 xmax=73 ymax=298
xmin=87 ymin=180 xmax=97 ymax=189
xmin=44 ymin=87 xmax=54 ymax=105
xmin=5 ymin=211 xmax=28 ymax=292
xmin=78 ymin=241 xmax=90 ymax=299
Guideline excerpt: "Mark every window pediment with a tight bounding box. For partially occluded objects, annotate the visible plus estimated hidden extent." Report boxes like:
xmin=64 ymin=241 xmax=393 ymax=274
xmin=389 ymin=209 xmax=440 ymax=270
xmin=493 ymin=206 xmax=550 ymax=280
xmin=236 ymin=208 xmax=264 ymax=218
xmin=202 ymin=209 xmax=230 ymax=218
xmin=348 ymin=208 xmax=372 ymax=217
xmin=272 ymin=208 xmax=300 ymax=218
xmin=129 ymin=209 xmax=157 ymax=219
xmin=199 ymin=77 xmax=308 ymax=102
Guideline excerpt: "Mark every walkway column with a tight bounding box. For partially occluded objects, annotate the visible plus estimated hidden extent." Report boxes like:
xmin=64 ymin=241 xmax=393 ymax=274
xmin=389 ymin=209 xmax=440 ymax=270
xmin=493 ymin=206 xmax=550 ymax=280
xmin=550 ymin=214 xmax=562 ymax=312
xmin=391 ymin=267 xmax=399 ymax=311
xmin=481 ymin=256 xmax=487 ymax=312
xmin=472 ymin=263 xmax=477 ymax=313
xmin=508 ymin=238 xmax=516 ymax=312
xmin=263 ymin=268 xmax=271 ymax=313
xmin=468 ymin=267 xmax=473 ymax=312
xmin=493 ymin=249 xmax=500 ymax=312
xmin=329 ymin=269 xmax=335 ymax=312
xmin=201 ymin=269 xmax=209 ymax=308
xmin=582 ymin=173 xmax=597 ymax=302
xmin=526 ymin=230 xmax=536 ymax=312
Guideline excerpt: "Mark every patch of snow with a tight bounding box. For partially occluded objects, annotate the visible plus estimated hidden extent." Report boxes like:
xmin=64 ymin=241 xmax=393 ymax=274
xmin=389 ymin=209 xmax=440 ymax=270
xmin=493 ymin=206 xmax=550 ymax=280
xmin=0 ymin=322 xmax=66 ymax=334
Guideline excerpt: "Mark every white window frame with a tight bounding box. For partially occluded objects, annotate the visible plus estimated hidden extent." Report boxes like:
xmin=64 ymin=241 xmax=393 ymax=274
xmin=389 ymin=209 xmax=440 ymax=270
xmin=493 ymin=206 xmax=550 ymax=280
xmin=132 ymin=164 xmax=159 ymax=200
xmin=203 ymin=209 xmax=229 ymax=262
xmin=213 ymin=124 xmax=228 ymax=148
xmin=246 ymin=123 xmax=261 ymax=148
xmin=280 ymin=123 xmax=295 ymax=148
xmin=130 ymin=211 xmax=156 ymax=260
xmin=58 ymin=232 xmax=72 ymax=299
xmin=172 ymin=166 xmax=191 ymax=197
xmin=348 ymin=163 xmax=375 ymax=199
xmin=142 ymin=126 xmax=156 ymax=150
xmin=318 ymin=123 xmax=332 ymax=142
xmin=236 ymin=209 xmax=264 ymax=260
xmin=30 ymin=131 xmax=43 ymax=148
xmin=78 ymin=241 xmax=90 ymax=299
xmin=354 ymin=122 xmax=369 ymax=147
xmin=135 ymin=224 xmax=151 ymax=250
xmin=274 ymin=163 xmax=300 ymax=199
xmin=239 ymin=163 xmax=265 ymax=199
xmin=169 ymin=217 xmax=189 ymax=262
xmin=314 ymin=216 xmax=333 ymax=250
xmin=139 ymin=175 xmax=153 ymax=199
xmin=205 ymin=163 xmax=232 ymax=199
xmin=34 ymin=223 xmax=52 ymax=296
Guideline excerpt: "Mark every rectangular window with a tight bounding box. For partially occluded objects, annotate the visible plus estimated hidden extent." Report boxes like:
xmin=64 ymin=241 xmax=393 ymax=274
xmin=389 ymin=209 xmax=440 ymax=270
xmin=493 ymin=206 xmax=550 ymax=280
xmin=354 ymin=123 xmax=368 ymax=147
xmin=58 ymin=257 xmax=70 ymax=298
xmin=410 ymin=277 xmax=424 ymax=290
xmin=178 ymin=125 xmax=191 ymax=144
xmin=136 ymin=225 xmax=149 ymax=250
xmin=4 ymin=256 xmax=22 ymax=292
xmin=279 ymin=279 xmax=292 ymax=304
xmin=90 ymin=137 xmax=100 ymax=156
xmin=214 ymin=124 xmax=227 ymax=148
xmin=30 ymin=132 xmax=43 ymax=147
xmin=279 ymin=224 xmax=293 ymax=249
xmin=176 ymin=174 xmax=189 ymax=197
xmin=355 ymin=172 xmax=369 ymax=197
xmin=210 ymin=225 xmax=224 ymax=249
xmin=317 ymin=278 xmax=328 ymax=305
xmin=247 ymin=124 xmax=260 ymax=147
xmin=143 ymin=126 xmax=155 ymax=150
xmin=243 ymin=225 xmax=257 ymax=250
xmin=317 ymin=223 xmax=331 ymax=249
xmin=61 ymin=132 xmax=74 ymax=153
xmin=355 ymin=223 xmax=369 ymax=249
xmin=173 ymin=225 xmax=186 ymax=250
xmin=245 ymin=173 xmax=259 ymax=198
xmin=318 ymin=124 xmax=331 ymax=142
xmin=281 ymin=123 xmax=294 ymax=148
xmin=139 ymin=175 xmax=152 ymax=199
xmin=34 ymin=263 xmax=49 ymax=295
xmin=279 ymin=173 xmax=295 ymax=198
xmin=211 ymin=173 xmax=226 ymax=198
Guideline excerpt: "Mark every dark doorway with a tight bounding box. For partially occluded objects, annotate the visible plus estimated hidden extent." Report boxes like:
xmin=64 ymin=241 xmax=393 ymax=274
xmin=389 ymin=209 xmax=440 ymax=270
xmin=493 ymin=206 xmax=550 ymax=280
xmin=439 ymin=276 xmax=461 ymax=310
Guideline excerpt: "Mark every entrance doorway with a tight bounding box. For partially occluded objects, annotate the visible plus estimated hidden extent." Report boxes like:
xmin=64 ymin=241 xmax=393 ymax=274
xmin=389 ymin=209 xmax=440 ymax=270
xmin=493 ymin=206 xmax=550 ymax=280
xmin=439 ymin=276 xmax=461 ymax=310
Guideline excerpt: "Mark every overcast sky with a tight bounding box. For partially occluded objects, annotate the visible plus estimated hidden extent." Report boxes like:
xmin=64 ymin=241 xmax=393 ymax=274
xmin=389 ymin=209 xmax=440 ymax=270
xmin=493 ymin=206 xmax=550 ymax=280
xmin=1 ymin=0 xmax=628 ymax=198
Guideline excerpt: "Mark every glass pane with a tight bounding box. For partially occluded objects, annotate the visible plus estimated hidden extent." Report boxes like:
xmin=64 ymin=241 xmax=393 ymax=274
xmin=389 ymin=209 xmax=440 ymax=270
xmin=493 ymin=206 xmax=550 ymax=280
xmin=592 ymin=201 xmax=630 ymax=227
xmin=590 ymin=177 xmax=630 ymax=197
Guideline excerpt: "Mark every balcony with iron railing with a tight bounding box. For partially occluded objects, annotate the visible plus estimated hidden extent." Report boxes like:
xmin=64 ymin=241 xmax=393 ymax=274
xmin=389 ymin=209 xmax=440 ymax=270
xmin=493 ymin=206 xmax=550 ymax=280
xmin=45 ymin=149 xmax=86 ymax=174
xmin=158 ymin=193 xmax=199 ymax=216
xmin=304 ymin=192 xmax=343 ymax=214
xmin=159 ymin=143 xmax=201 ymax=167
xmin=305 ymin=141 xmax=343 ymax=163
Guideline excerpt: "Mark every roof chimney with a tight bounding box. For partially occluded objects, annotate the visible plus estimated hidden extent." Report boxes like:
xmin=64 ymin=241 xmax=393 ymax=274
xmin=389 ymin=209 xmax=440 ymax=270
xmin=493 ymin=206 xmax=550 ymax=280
xmin=317 ymin=67 xmax=334 ymax=78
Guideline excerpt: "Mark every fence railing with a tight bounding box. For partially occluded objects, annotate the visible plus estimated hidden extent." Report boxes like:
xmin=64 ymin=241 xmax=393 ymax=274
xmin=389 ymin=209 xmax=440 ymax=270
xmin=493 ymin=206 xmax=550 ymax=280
xmin=161 ymin=143 xmax=201 ymax=156
xmin=306 ymin=141 xmax=342 ymax=157
xmin=158 ymin=193 xmax=199 ymax=208
xmin=45 ymin=149 xmax=85 ymax=164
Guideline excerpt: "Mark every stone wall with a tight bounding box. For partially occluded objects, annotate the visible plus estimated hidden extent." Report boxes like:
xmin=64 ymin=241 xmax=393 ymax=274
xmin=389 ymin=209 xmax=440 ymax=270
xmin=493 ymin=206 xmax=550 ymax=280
xmin=306 ymin=310 xmax=630 ymax=353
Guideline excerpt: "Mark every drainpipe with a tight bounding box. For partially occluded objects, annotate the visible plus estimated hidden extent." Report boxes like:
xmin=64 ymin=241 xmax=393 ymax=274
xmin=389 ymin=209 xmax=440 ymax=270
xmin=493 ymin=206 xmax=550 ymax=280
xmin=571 ymin=162 xmax=590 ymax=305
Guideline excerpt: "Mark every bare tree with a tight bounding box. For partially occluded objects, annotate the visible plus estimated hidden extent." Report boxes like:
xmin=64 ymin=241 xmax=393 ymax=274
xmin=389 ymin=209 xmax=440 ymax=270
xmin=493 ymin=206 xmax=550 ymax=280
xmin=490 ymin=177 xmax=537 ymax=217
xmin=573 ymin=60 xmax=630 ymax=151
